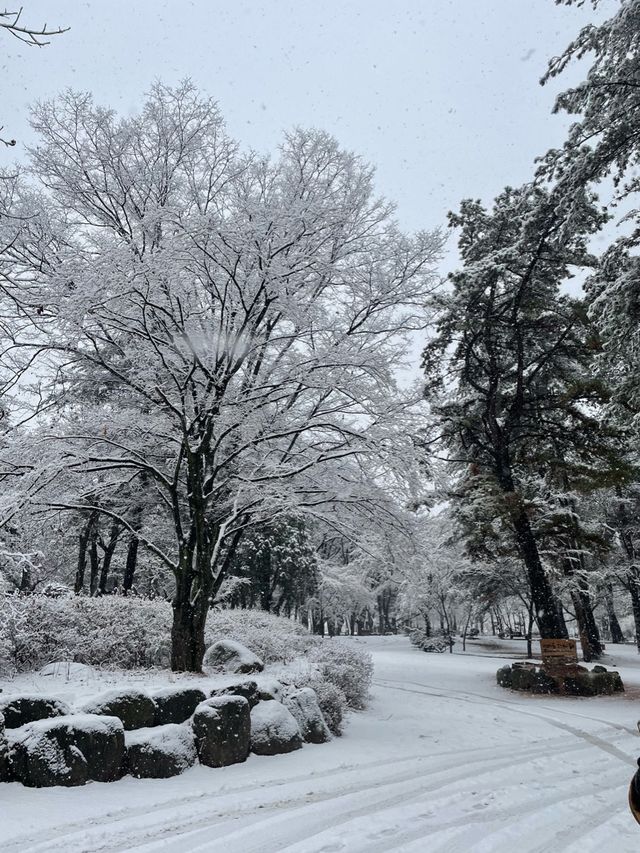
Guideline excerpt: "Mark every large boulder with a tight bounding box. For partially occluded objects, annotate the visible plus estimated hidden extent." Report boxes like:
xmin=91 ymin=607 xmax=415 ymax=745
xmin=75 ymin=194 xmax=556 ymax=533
xmin=9 ymin=714 xmax=125 ymax=787
xmin=203 ymin=639 xmax=264 ymax=674
xmin=284 ymin=688 xmax=331 ymax=744
xmin=81 ymin=688 xmax=156 ymax=730
xmin=152 ymin=687 xmax=207 ymax=725
xmin=250 ymin=700 xmax=303 ymax=756
xmin=0 ymin=694 xmax=70 ymax=729
xmin=125 ymin=724 xmax=197 ymax=779
xmin=209 ymin=679 xmax=260 ymax=709
xmin=191 ymin=696 xmax=251 ymax=768
xmin=0 ymin=712 xmax=10 ymax=782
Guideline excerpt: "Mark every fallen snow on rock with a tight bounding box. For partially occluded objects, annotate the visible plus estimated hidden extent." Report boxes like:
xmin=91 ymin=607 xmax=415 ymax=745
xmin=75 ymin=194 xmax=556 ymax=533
xmin=203 ymin=639 xmax=264 ymax=674
xmin=125 ymin=723 xmax=197 ymax=777
xmin=250 ymin=699 xmax=303 ymax=755
xmin=39 ymin=662 xmax=96 ymax=680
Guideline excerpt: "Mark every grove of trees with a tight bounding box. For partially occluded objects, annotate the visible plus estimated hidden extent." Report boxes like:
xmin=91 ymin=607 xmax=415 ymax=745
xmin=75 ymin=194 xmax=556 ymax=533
xmin=2 ymin=0 xmax=640 ymax=670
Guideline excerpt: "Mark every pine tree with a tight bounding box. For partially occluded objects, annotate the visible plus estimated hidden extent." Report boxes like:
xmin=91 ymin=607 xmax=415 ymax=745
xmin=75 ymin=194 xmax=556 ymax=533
xmin=423 ymin=184 xmax=626 ymax=642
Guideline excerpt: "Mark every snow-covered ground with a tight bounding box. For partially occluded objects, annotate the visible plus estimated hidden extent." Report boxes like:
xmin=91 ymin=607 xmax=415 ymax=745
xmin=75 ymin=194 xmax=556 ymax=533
xmin=2 ymin=635 xmax=640 ymax=852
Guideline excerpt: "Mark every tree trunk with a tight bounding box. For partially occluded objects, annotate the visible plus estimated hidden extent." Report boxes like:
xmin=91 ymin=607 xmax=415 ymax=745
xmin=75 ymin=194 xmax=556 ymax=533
xmin=123 ymin=535 xmax=139 ymax=594
xmin=571 ymin=588 xmax=602 ymax=661
xmin=170 ymin=596 xmax=208 ymax=672
xmin=526 ymin=596 xmax=534 ymax=659
xmin=170 ymin=536 xmax=217 ymax=672
xmin=88 ymin=533 xmax=100 ymax=596
xmin=74 ymin=513 xmax=96 ymax=594
xmin=605 ymin=584 xmax=624 ymax=644
xmin=511 ymin=506 xmax=567 ymax=639
xmin=98 ymin=524 xmax=121 ymax=595
xmin=628 ymin=576 xmax=640 ymax=653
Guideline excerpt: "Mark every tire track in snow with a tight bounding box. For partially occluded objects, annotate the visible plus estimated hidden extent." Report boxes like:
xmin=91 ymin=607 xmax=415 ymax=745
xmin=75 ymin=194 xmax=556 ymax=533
xmin=11 ymin=734 xmax=602 ymax=853
xmin=374 ymin=677 xmax=637 ymax=766
xmin=0 ymin=751 xmax=429 ymax=853
xmin=293 ymin=765 xmax=626 ymax=853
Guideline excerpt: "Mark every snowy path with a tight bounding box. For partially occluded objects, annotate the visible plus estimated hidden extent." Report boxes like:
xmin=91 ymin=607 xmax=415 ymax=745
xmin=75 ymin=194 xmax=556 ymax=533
xmin=2 ymin=636 xmax=640 ymax=852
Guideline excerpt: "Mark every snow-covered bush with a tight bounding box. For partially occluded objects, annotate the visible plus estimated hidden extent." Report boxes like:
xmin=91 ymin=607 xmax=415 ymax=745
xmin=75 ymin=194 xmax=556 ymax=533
xmin=0 ymin=597 xmax=373 ymax=724
xmin=205 ymin=609 xmax=313 ymax=664
xmin=305 ymin=641 xmax=373 ymax=710
xmin=304 ymin=680 xmax=345 ymax=736
xmin=0 ymin=595 xmax=169 ymax=674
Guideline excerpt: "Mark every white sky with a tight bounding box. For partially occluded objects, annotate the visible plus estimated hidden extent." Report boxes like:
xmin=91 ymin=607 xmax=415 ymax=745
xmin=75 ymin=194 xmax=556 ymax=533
xmin=2 ymin=0 xmax=613 ymax=266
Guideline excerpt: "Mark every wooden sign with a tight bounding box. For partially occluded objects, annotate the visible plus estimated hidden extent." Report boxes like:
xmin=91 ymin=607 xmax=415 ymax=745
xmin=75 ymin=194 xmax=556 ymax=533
xmin=540 ymin=639 xmax=578 ymax=669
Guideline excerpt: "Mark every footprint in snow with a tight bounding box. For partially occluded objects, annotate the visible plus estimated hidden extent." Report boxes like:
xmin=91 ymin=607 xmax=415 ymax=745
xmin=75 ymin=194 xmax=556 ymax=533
xmin=368 ymin=827 xmax=399 ymax=839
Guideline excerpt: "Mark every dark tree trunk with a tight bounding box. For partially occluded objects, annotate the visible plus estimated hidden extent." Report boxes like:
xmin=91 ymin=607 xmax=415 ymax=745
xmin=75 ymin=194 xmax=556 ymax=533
xmin=98 ymin=524 xmax=121 ymax=595
xmin=571 ymin=589 xmax=602 ymax=662
xmin=18 ymin=567 xmax=33 ymax=592
xmin=511 ymin=505 xmax=567 ymax=639
xmin=605 ymin=584 xmax=624 ymax=644
xmin=170 ymin=596 xmax=208 ymax=672
xmin=629 ymin=576 xmax=640 ymax=653
xmin=75 ymin=513 xmax=96 ymax=594
xmin=169 ymin=533 xmax=218 ymax=672
xmin=526 ymin=596 xmax=534 ymax=659
xmin=88 ymin=534 xmax=100 ymax=596
xmin=123 ymin=535 xmax=139 ymax=594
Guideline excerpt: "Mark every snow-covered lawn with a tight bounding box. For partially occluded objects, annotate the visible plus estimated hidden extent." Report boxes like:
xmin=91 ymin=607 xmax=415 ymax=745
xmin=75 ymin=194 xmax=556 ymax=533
xmin=2 ymin=635 xmax=640 ymax=852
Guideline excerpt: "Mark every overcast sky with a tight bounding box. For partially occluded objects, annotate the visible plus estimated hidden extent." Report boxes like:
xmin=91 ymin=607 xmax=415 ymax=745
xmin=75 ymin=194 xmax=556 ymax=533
xmin=2 ymin=0 xmax=612 ymax=264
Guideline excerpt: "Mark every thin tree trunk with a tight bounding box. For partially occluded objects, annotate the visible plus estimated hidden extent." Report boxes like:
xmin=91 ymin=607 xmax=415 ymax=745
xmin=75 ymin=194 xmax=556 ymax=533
xmin=88 ymin=533 xmax=100 ymax=596
xmin=526 ymin=596 xmax=534 ymax=659
xmin=123 ymin=535 xmax=139 ymax=594
xmin=98 ymin=524 xmax=121 ymax=595
xmin=74 ymin=513 xmax=96 ymax=594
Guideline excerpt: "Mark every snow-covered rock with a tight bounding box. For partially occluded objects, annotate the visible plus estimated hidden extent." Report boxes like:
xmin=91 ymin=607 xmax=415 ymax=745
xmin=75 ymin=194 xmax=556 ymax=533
xmin=203 ymin=639 xmax=264 ymax=674
xmin=283 ymin=687 xmax=331 ymax=744
xmin=250 ymin=700 xmax=303 ymax=756
xmin=152 ymin=687 xmax=207 ymax=725
xmin=209 ymin=678 xmax=260 ymax=708
xmin=0 ymin=694 xmax=70 ymax=729
xmin=191 ymin=695 xmax=251 ymax=768
xmin=81 ymin=688 xmax=156 ymax=730
xmin=39 ymin=661 xmax=95 ymax=680
xmin=125 ymin=723 xmax=197 ymax=778
xmin=253 ymin=676 xmax=284 ymax=702
xmin=9 ymin=713 xmax=125 ymax=787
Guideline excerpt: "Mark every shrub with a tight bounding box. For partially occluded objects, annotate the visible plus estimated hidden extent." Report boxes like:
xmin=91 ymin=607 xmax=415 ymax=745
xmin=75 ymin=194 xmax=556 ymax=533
xmin=305 ymin=680 xmax=345 ymax=736
xmin=0 ymin=597 xmax=373 ymax=725
xmin=305 ymin=641 xmax=373 ymax=710
xmin=205 ymin=609 xmax=313 ymax=664
xmin=0 ymin=594 xmax=169 ymax=674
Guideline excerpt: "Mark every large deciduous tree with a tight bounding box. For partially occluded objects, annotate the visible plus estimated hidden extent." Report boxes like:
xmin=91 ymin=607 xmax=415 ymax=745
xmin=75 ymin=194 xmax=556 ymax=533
xmin=8 ymin=83 xmax=442 ymax=671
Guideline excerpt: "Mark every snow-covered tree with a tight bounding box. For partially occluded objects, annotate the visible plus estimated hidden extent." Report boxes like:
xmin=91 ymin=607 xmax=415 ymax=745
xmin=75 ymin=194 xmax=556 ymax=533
xmin=6 ymin=83 xmax=443 ymax=670
xmin=540 ymin=0 xmax=640 ymax=434
xmin=422 ymin=183 xmax=626 ymax=643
